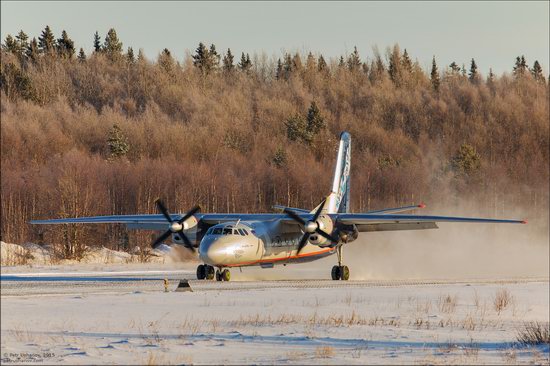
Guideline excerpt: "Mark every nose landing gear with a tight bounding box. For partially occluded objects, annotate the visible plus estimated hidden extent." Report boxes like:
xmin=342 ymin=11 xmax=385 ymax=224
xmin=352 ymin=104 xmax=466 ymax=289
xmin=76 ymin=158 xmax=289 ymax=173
xmin=331 ymin=245 xmax=350 ymax=280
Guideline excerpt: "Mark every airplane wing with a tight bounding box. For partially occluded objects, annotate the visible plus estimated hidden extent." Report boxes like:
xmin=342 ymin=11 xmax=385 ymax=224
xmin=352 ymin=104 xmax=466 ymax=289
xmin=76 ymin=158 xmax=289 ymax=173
xmin=335 ymin=213 xmax=526 ymax=232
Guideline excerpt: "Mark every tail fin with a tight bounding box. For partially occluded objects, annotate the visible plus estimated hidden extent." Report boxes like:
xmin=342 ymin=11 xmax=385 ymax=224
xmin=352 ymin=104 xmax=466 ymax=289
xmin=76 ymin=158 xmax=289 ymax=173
xmin=327 ymin=131 xmax=351 ymax=213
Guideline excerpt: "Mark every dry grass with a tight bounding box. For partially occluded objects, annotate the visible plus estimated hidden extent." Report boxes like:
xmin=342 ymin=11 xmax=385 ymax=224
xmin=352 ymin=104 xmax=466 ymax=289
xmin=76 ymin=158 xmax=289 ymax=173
xmin=315 ymin=346 xmax=335 ymax=359
xmin=516 ymin=322 xmax=550 ymax=345
xmin=438 ymin=294 xmax=458 ymax=314
xmin=493 ymin=288 xmax=514 ymax=314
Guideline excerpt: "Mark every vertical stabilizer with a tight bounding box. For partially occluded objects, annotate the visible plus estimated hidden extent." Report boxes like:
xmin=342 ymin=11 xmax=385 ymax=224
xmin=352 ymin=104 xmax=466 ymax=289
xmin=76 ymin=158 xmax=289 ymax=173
xmin=327 ymin=132 xmax=351 ymax=213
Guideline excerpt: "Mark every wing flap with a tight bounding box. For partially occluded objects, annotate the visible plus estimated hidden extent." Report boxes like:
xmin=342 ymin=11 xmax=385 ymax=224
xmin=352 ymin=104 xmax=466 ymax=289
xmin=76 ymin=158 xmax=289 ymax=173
xmin=337 ymin=213 xmax=526 ymax=225
xmin=356 ymin=221 xmax=438 ymax=232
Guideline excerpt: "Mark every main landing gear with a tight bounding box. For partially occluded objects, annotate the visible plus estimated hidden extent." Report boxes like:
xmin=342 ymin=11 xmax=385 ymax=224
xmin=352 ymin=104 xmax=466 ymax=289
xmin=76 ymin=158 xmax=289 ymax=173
xmin=331 ymin=245 xmax=350 ymax=281
xmin=196 ymin=264 xmax=230 ymax=281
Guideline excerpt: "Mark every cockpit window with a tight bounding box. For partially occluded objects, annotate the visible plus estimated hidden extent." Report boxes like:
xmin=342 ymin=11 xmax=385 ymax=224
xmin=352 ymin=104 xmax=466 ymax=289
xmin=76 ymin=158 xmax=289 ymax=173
xmin=212 ymin=227 xmax=222 ymax=235
xmin=222 ymin=228 xmax=232 ymax=235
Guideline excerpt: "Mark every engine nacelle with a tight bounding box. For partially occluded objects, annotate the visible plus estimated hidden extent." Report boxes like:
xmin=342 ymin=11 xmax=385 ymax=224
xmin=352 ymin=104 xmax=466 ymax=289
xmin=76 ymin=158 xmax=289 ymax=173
xmin=308 ymin=215 xmax=335 ymax=247
xmin=171 ymin=216 xmax=199 ymax=245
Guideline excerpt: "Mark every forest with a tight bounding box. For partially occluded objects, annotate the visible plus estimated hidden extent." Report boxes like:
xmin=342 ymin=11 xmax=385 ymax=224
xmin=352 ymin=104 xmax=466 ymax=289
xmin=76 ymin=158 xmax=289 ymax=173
xmin=1 ymin=27 xmax=548 ymax=259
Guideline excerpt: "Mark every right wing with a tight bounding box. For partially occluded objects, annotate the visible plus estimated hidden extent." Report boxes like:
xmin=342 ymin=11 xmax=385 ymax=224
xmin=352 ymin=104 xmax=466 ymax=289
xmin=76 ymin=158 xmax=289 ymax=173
xmin=364 ymin=203 xmax=426 ymax=215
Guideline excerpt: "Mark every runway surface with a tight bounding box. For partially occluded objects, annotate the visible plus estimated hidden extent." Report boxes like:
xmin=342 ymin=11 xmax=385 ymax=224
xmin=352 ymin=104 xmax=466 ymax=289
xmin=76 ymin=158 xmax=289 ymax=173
xmin=1 ymin=270 xmax=548 ymax=296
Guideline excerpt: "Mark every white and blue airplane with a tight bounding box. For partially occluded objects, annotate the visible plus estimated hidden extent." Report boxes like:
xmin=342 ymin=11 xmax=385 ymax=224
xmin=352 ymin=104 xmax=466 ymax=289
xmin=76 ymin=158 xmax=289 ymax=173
xmin=31 ymin=132 xmax=526 ymax=281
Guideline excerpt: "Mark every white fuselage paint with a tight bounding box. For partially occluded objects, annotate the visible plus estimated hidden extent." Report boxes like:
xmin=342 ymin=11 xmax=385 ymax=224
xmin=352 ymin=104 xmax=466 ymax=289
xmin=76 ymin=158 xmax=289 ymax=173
xmin=198 ymin=221 xmax=335 ymax=268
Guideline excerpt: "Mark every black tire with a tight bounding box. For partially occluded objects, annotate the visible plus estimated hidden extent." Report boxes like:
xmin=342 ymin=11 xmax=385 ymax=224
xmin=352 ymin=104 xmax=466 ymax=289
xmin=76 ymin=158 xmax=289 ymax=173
xmin=340 ymin=265 xmax=350 ymax=281
xmin=206 ymin=265 xmax=215 ymax=280
xmin=215 ymin=270 xmax=222 ymax=281
xmin=196 ymin=264 xmax=206 ymax=280
xmin=222 ymin=269 xmax=231 ymax=282
xmin=331 ymin=265 xmax=340 ymax=280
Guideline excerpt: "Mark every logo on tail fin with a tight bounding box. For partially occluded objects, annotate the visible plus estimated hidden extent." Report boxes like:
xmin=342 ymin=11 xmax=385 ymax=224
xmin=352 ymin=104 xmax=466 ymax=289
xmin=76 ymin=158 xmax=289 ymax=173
xmin=328 ymin=132 xmax=351 ymax=213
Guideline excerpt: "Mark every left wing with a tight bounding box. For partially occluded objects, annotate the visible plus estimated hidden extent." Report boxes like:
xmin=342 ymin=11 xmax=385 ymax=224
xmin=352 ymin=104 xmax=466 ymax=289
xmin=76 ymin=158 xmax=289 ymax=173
xmin=335 ymin=213 xmax=526 ymax=232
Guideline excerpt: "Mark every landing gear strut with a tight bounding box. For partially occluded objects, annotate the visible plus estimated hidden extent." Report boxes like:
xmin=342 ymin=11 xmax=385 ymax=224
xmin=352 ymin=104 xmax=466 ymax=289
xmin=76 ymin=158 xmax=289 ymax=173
xmin=196 ymin=264 xmax=215 ymax=280
xmin=331 ymin=245 xmax=350 ymax=281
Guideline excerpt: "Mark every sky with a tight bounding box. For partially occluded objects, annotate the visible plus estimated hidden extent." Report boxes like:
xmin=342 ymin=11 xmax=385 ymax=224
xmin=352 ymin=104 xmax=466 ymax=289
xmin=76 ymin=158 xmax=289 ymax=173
xmin=1 ymin=1 xmax=548 ymax=75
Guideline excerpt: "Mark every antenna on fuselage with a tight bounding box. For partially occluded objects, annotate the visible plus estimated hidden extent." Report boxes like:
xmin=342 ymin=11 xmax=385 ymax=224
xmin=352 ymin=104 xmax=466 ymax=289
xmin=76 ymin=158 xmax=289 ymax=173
xmin=236 ymin=218 xmax=241 ymax=227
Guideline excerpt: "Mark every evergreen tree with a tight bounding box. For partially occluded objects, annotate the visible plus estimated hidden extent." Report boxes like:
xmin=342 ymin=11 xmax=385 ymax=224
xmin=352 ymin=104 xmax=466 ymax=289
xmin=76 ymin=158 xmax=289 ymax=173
xmin=430 ymin=56 xmax=440 ymax=92
xmin=137 ymin=48 xmax=146 ymax=63
xmin=56 ymin=30 xmax=75 ymax=59
xmin=531 ymin=60 xmax=545 ymax=83
xmin=93 ymin=31 xmax=101 ymax=53
xmin=317 ymin=55 xmax=327 ymax=73
xmin=192 ymin=42 xmax=210 ymax=73
xmin=461 ymin=64 xmax=467 ymax=77
xmin=238 ymin=52 xmax=252 ymax=72
xmin=291 ymin=53 xmax=303 ymax=72
xmin=126 ymin=47 xmax=135 ymax=64
xmin=468 ymin=58 xmax=479 ymax=83
xmin=107 ymin=124 xmax=130 ymax=160
xmin=2 ymin=34 xmax=17 ymax=53
xmin=401 ymin=48 xmax=413 ymax=74
xmin=347 ymin=46 xmax=361 ymax=72
xmin=306 ymin=101 xmax=325 ymax=135
xmin=103 ymin=28 xmax=123 ymax=61
xmin=451 ymin=143 xmax=481 ymax=178
xmin=283 ymin=53 xmax=293 ymax=77
xmin=26 ymin=38 xmax=39 ymax=62
xmin=209 ymin=44 xmax=220 ymax=69
xmin=77 ymin=48 xmax=86 ymax=62
xmin=38 ymin=25 xmax=56 ymax=54
xmin=388 ymin=45 xmax=402 ymax=85
xmin=449 ymin=61 xmax=461 ymax=75
xmin=222 ymin=48 xmax=234 ymax=73
xmin=285 ymin=115 xmax=308 ymax=142
xmin=338 ymin=56 xmax=345 ymax=68
xmin=275 ymin=58 xmax=283 ymax=80
xmin=15 ymin=31 xmax=29 ymax=60
xmin=487 ymin=68 xmax=495 ymax=83
xmin=306 ymin=52 xmax=316 ymax=72
xmin=158 ymin=48 xmax=174 ymax=73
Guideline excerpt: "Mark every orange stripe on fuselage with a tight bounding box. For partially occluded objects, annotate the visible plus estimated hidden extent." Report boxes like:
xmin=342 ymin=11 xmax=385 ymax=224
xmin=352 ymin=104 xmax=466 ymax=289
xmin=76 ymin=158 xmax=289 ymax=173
xmin=224 ymin=247 xmax=334 ymax=267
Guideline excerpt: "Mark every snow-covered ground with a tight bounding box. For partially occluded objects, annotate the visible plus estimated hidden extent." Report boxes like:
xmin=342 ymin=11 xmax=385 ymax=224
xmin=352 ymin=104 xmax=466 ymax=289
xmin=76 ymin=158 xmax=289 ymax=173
xmin=1 ymin=273 xmax=548 ymax=364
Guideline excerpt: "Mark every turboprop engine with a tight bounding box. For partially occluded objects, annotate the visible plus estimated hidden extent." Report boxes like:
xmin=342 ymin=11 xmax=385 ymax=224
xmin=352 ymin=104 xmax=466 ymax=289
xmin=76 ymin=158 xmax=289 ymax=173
xmin=306 ymin=214 xmax=334 ymax=247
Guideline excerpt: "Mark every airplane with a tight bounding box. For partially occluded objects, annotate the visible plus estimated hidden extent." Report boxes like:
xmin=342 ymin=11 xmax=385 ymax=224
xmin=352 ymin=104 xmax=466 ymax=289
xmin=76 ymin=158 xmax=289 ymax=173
xmin=31 ymin=132 xmax=526 ymax=281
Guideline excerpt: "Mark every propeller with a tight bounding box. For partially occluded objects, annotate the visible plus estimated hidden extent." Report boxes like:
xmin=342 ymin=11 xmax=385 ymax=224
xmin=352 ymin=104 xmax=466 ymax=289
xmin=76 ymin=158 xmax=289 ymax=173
xmin=284 ymin=198 xmax=339 ymax=255
xmin=152 ymin=199 xmax=200 ymax=252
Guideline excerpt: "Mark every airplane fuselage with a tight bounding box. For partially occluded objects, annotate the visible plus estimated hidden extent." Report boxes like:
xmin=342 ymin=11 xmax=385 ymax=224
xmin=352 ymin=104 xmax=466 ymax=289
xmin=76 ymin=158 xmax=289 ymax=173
xmin=198 ymin=221 xmax=335 ymax=268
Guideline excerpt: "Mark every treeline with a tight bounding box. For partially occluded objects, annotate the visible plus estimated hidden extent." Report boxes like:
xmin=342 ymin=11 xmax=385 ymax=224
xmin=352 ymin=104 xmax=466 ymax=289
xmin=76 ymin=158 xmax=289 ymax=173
xmin=1 ymin=27 xmax=548 ymax=258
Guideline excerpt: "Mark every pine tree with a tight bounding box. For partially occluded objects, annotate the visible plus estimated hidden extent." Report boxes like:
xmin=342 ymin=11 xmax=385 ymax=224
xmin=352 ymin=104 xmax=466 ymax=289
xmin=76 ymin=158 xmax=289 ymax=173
xmin=103 ymin=28 xmax=123 ymax=61
xmin=275 ymin=58 xmax=283 ymax=80
xmin=388 ymin=45 xmax=402 ymax=85
xmin=107 ymin=124 xmax=130 ymax=160
xmin=487 ymin=68 xmax=494 ymax=83
xmin=306 ymin=101 xmax=325 ymax=135
xmin=338 ymin=56 xmax=345 ymax=68
xmin=283 ymin=53 xmax=293 ymax=77
xmin=468 ymin=58 xmax=479 ymax=83
xmin=38 ymin=25 xmax=56 ymax=54
xmin=306 ymin=52 xmax=316 ymax=72
xmin=15 ymin=31 xmax=29 ymax=60
xmin=26 ymin=38 xmax=39 ymax=62
xmin=137 ymin=48 xmax=146 ymax=63
xmin=77 ymin=48 xmax=86 ymax=62
xmin=93 ymin=31 xmax=101 ymax=53
xmin=222 ymin=48 xmax=234 ymax=73
xmin=430 ymin=56 xmax=440 ymax=92
xmin=401 ymin=48 xmax=413 ymax=74
xmin=126 ymin=47 xmax=135 ymax=64
xmin=192 ymin=42 xmax=209 ymax=73
xmin=449 ymin=61 xmax=461 ymax=75
xmin=238 ymin=52 xmax=252 ymax=73
xmin=158 ymin=48 xmax=174 ymax=73
xmin=2 ymin=34 xmax=17 ymax=53
xmin=57 ymin=30 xmax=75 ymax=59
xmin=531 ymin=60 xmax=545 ymax=83
xmin=347 ymin=46 xmax=361 ymax=72
xmin=291 ymin=53 xmax=303 ymax=72
xmin=209 ymin=44 xmax=220 ymax=70
xmin=317 ymin=55 xmax=327 ymax=73
xmin=461 ymin=64 xmax=467 ymax=77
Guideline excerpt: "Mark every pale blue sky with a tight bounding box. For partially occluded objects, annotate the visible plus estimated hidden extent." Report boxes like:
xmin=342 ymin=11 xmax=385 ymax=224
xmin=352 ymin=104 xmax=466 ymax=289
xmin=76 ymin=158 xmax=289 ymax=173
xmin=1 ymin=1 xmax=548 ymax=75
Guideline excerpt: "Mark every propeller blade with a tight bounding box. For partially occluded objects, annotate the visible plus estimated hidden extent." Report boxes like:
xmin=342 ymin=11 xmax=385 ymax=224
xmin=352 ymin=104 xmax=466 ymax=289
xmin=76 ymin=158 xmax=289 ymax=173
xmin=284 ymin=208 xmax=306 ymax=225
xmin=296 ymin=233 xmax=311 ymax=254
xmin=312 ymin=197 xmax=327 ymax=222
xmin=178 ymin=232 xmax=195 ymax=251
xmin=155 ymin=199 xmax=173 ymax=223
xmin=178 ymin=205 xmax=201 ymax=224
xmin=315 ymin=228 xmax=339 ymax=244
xmin=152 ymin=230 xmax=172 ymax=249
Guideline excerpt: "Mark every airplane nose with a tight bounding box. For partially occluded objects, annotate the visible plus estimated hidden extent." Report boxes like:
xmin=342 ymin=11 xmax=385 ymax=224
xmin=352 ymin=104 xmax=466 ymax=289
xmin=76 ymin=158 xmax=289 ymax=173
xmin=199 ymin=240 xmax=227 ymax=265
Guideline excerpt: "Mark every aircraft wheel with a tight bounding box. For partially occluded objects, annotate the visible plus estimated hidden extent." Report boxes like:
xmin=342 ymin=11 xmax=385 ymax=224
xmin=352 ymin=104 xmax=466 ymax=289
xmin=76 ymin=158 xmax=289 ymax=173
xmin=221 ymin=269 xmax=231 ymax=282
xmin=206 ymin=265 xmax=215 ymax=280
xmin=215 ymin=270 xmax=222 ymax=281
xmin=331 ymin=265 xmax=340 ymax=281
xmin=196 ymin=264 xmax=206 ymax=280
xmin=340 ymin=265 xmax=350 ymax=281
